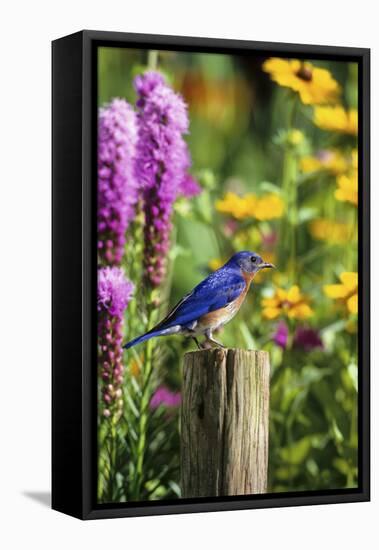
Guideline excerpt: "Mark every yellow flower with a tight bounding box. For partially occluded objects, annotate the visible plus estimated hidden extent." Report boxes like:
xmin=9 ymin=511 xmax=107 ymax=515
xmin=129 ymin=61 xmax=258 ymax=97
xmin=335 ymin=172 xmax=358 ymax=206
xmin=216 ymin=191 xmax=284 ymax=221
xmin=300 ymin=150 xmax=349 ymax=176
xmin=288 ymin=129 xmax=304 ymax=145
xmin=309 ymin=219 xmax=355 ymax=244
xmin=313 ymin=105 xmax=358 ymax=135
xmin=324 ymin=272 xmax=358 ymax=314
xmin=256 ymin=194 xmax=284 ymax=220
xmin=262 ymin=58 xmax=340 ymax=105
xmin=130 ymin=356 xmax=142 ymax=377
xmin=216 ymin=192 xmax=256 ymax=219
xmin=262 ymin=285 xmax=313 ymax=320
xmin=208 ymin=258 xmax=224 ymax=271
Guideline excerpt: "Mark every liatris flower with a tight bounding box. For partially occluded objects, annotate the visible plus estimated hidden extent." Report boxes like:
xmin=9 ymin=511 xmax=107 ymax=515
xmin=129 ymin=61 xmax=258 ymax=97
xmin=293 ymin=326 xmax=323 ymax=351
xmin=134 ymin=71 xmax=192 ymax=287
xmin=273 ymin=320 xmax=289 ymax=349
xmin=98 ymin=267 xmax=134 ymax=419
xmin=179 ymin=173 xmax=201 ymax=198
xmin=98 ymin=99 xmax=138 ymax=266
xmin=150 ymin=385 xmax=181 ymax=409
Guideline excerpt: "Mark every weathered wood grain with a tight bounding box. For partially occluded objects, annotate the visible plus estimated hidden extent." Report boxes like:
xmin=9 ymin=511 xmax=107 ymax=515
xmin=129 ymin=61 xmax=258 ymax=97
xmin=181 ymin=348 xmax=270 ymax=497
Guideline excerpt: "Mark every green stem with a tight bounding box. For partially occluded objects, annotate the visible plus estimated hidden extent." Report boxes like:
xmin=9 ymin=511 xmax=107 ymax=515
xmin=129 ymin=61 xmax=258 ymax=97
xmin=133 ymin=304 xmax=155 ymax=499
xmin=147 ymin=50 xmax=159 ymax=71
xmin=98 ymin=416 xmax=118 ymax=502
xmin=280 ymin=97 xmax=299 ymax=282
xmin=281 ymin=148 xmax=298 ymax=281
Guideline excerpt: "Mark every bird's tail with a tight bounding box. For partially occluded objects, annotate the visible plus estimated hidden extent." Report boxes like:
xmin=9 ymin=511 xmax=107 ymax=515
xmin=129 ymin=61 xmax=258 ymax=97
xmin=122 ymin=330 xmax=161 ymax=349
xmin=122 ymin=325 xmax=179 ymax=349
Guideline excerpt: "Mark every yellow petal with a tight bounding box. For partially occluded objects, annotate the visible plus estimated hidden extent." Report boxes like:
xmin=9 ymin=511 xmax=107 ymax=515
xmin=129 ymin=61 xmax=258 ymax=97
xmin=276 ymin=288 xmax=287 ymax=301
xmin=208 ymin=258 xmax=224 ymax=271
xmin=287 ymin=285 xmax=301 ymax=303
xmin=288 ymin=303 xmax=313 ymax=319
xmin=262 ymin=297 xmax=279 ymax=308
xmin=323 ymin=284 xmax=349 ymax=299
xmin=347 ymin=293 xmax=358 ymax=314
xmin=340 ymin=272 xmax=358 ymax=291
xmin=262 ymin=58 xmax=291 ymax=74
xmin=300 ymin=156 xmax=322 ymax=173
xmin=263 ymin=307 xmax=281 ymax=320
xmin=313 ymin=106 xmax=358 ymax=136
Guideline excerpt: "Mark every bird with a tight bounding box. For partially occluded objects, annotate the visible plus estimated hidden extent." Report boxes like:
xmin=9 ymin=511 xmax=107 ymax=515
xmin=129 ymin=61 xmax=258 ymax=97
xmin=123 ymin=251 xmax=275 ymax=350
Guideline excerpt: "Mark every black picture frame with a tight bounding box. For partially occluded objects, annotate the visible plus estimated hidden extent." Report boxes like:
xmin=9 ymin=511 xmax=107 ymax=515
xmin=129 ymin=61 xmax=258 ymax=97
xmin=52 ymin=30 xmax=370 ymax=520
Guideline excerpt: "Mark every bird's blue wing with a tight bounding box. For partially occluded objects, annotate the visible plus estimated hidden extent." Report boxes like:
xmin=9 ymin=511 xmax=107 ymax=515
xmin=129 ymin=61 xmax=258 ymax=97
xmin=155 ymin=268 xmax=246 ymax=330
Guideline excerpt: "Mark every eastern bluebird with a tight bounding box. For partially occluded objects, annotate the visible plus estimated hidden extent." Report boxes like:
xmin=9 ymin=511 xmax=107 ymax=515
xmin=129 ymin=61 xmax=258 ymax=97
xmin=123 ymin=251 xmax=275 ymax=350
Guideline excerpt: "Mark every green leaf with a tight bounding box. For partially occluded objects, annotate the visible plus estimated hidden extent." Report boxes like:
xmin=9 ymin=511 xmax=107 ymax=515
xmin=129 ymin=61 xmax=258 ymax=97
xmin=347 ymin=363 xmax=358 ymax=392
xmin=297 ymin=207 xmax=318 ymax=224
xmin=280 ymin=436 xmax=312 ymax=465
xmin=258 ymin=181 xmax=283 ymax=195
xmin=239 ymin=321 xmax=256 ymax=349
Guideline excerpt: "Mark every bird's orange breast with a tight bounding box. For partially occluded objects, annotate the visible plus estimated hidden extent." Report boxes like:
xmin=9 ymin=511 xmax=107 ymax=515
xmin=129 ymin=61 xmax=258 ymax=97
xmin=198 ymin=272 xmax=253 ymax=330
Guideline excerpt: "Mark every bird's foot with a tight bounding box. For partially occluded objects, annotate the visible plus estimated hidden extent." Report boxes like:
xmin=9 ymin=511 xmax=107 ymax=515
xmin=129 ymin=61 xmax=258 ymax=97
xmin=205 ymin=338 xmax=226 ymax=349
xmin=192 ymin=335 xmax=225 ymax=350
xmin=192 ymin=337 xmax=204 ymax=350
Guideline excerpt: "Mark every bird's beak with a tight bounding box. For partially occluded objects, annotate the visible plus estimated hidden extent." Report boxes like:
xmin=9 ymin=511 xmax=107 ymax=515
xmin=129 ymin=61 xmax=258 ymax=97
xmin=258 ymin=262 xmax=276 ymax=270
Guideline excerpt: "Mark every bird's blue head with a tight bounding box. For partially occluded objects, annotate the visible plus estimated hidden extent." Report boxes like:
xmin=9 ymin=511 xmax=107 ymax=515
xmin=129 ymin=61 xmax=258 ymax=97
xmin=227 ymin=251 xmax=275 ymax=275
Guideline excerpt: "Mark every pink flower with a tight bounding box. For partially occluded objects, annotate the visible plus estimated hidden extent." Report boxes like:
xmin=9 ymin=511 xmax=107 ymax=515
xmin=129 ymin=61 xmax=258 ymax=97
xmin=293 ymin=326 xmax=323 ymax=351
xmin=179 ymin=174 xmax=201 ymax=198
xmin=273 ymin=321 xmax=289 ymax=349
xmin=150 ymin=385 xmax=181 ymax=409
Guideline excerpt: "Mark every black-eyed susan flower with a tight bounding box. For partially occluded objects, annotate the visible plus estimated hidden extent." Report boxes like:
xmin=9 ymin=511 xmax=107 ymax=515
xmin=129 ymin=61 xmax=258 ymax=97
xmin=313 ymin=105 xmax=358 ymax=135
xmin=216 ymin=191 xmax=284 ymax=221
xmin=256 ymin=194 xmax=285 ymax=220
xmin=263 ymin=58 xmax=340 ymax=105
xmin=309 ymin=219 xmax=355 ymax=244
xmin=324 ymin=272 xmax=358 ymax=315
xmin=300 ymin=149 xmax=349 ymax=176
xmin=262 ymin=285 xmax=313 ymax=320
xmin=216 ymin=192 xmax=257 ymax=219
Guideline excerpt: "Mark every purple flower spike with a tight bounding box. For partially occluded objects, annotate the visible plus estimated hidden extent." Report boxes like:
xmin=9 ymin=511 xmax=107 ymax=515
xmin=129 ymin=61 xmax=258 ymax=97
xmin=98 ymin=99 xmax=138 ymax=266
xmin=179 ymin=174 xmax=201 ymax=198
xmin=293 ymin=326 xmax=323 ymax=351
xmin=98 ymin=267 xmax=134 ymax=420
xmin=274 ymin=321 xmax=289 ymax=349
xmin=98 ymin=266 xmax=134 ymax=317
xmin=134 ymin=71 xmax=196 ymax=288
xmin=150 ymin=385 xmax=181 ymax=409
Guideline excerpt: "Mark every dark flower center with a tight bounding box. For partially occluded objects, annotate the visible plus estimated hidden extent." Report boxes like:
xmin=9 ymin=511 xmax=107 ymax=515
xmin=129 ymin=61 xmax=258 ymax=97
xmin=296 ymin=65 xmax=313 ymax=82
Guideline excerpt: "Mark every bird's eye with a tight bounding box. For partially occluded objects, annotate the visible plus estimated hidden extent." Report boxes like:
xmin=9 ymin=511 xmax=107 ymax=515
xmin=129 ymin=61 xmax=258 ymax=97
xmin=250 ymin=256 xmax=257 ymax=263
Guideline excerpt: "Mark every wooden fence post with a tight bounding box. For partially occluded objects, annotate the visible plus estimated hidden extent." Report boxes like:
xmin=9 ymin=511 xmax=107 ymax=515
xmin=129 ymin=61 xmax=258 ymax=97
xmin=181 ymin=348 xmax=270 ymax=498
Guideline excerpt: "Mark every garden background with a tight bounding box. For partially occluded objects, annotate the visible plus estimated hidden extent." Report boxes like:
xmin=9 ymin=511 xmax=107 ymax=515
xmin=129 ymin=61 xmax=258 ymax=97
xmin=97 ymin=47 xmax=358 ymax=503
